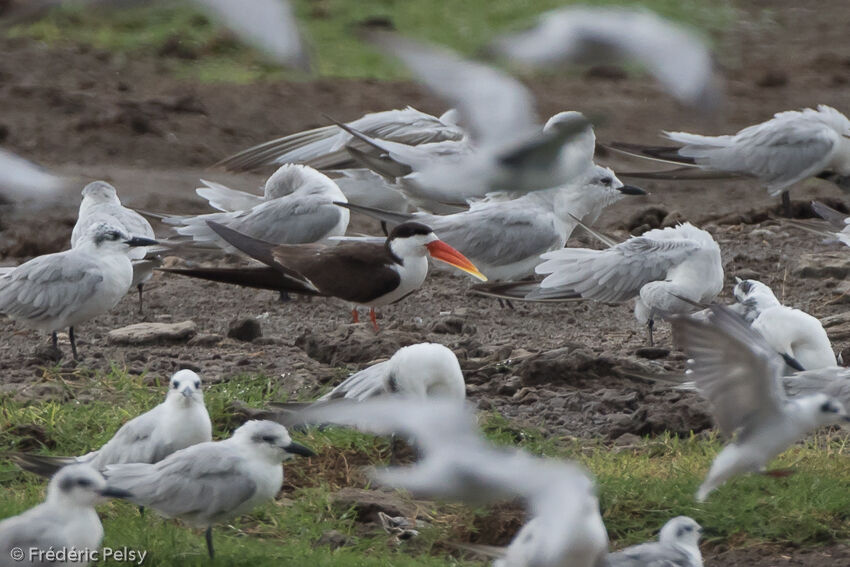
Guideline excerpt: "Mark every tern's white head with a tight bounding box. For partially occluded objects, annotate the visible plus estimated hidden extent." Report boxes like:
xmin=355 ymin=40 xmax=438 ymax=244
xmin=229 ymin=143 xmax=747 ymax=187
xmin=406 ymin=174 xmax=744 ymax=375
xmin=554 ymin=165 xmax=645 ymax=223
xmin=387 ymin=222 xmax=486 ymax=281
xmin=659 ymin=516 xmax=703 ymax=548
xmin=79 ymin=222 xmax=157 ymax=254
xmin=231 ymin=420 xmax=316 ymax=463
xmin=46 ymin=464 xmax=131 ymax=507
xmin=795 ymin=393 xmax=850 ymax=429
xmin=165 ymin=369 xmax=205 ymax=407
xmin=79 ymin=223 xmax=158 ymax=254
xmin=80 ymin=181 xmax=120 ymax=211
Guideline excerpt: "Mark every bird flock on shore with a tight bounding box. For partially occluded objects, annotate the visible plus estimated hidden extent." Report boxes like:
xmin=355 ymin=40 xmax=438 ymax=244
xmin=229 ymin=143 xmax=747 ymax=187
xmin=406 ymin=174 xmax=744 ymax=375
xmin=2 ymin=1 xmax=850 ymax=565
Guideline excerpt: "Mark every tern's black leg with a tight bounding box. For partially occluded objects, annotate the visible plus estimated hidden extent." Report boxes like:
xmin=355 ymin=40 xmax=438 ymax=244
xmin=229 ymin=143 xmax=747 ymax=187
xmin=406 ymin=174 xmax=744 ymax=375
xmin=389 ymin=433 xmax=400 ymax=466
xmin=137 ymin=283 xmax=144 ymax=314
xmin=278 ymin=291 xmax=291 ymax=302
xmin=69 ymin=327 xmax=79 ymax=360
xmin=138 ymin=505 xmax=145 ymax=517
xmin=646 ymin=319 xmax=655 ymax=347
xmin=205 ymin=526 xmax=215 ymax=559
xmin=781 ymin=191 xmax=792 ymax=218
xmin=51 ymin=332 xmax=58 ymax=350
xmin=380 ymin=221 xmax=389 ymax=237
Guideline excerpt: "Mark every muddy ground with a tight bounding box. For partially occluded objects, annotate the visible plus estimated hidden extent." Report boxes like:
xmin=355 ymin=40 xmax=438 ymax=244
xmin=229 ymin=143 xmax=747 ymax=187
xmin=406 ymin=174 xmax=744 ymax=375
xmin=2 ymin=0 xmax=850 ymax=564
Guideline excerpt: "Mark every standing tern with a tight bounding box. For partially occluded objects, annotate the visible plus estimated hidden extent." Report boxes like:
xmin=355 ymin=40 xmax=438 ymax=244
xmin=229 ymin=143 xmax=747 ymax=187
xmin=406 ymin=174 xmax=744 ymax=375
xmin=357 ymin=31 xmax=595 ymax=204
xmin=0 ymin=465 xmax=132 ymax=566
xmin=9 ymin=370 xmax=212 ymax=478
xmin=71 ymin=181 xmax=157 ymax=313
xmin=672 ymin=305 xmax=850 ymax=501
xmin=0 ymin=223 xmax=158 ymax=359
xmin=489 ymin=6 xmax=721 ymax=110
xmin=605 ymin=516 xmax=703 ymax=567
xmin=340 ymin=164 xmax=645 ymax=281
xmin=298 ymin=399 xmax=609 ymax=567
xmin=158 ymin=164 xmax=349 ymax=253
xmin=103 ymin=420 xmax=314 ymax=559
xmin=162 ymin=221 xmax=486 ymax=330
xmin=216 ymin=106 xmax=464 ymax=172
xmin=611 ymin=106 xmax=850 ymax=215
xmin=733 ymin=278 xmax=835 ymax=371
xmin=472 ymin=221 xmax=723 ymax=345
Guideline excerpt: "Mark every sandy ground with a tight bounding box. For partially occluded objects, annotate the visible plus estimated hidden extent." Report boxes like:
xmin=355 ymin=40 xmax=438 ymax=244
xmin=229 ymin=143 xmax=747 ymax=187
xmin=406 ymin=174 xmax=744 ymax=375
xmin=2 ymin=0 xmax=850 ymax=564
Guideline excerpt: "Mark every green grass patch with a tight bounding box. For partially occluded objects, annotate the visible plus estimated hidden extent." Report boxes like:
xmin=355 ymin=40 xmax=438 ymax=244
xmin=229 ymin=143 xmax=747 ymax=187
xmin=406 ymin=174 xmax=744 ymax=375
xmin=2 ymin=367 xmax=850 ymax=565
xmin=5 ymin=0 xmax=736 ymax=82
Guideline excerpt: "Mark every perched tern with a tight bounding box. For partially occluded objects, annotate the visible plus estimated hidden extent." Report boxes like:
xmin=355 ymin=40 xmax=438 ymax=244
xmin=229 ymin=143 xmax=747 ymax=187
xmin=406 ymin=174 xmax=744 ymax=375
xmin=71 ymin=181 xmax=157 ymax=313
xmin=0 ymin=223 xmax=158 ymax=359
xmin=672 ymin=305 xmax=850 ymax=501
xmin=0 ymin=465 xmax=132 ymax=566
xmin=217 ymin=106 xmax=464 ymax=172
xmin=611 ymin=106 xmax=850 ymax=215
xmin=103 ymin=420 xmax=314 ymax=558
xmin=605 ymin=516 xmax=703 ymax=567
xmin=733 ymin=278 xmax=834 ymax=371
xmin=340 ymin=164 xmax=645 ymax=280
xmin=489 ymin=6 xmax=721 ymax=109
xmin=162 ymin=221 xmax=486 ymax=330
xmin=9 ymin=370 xmax=212 ymax=478
xmin=298 ymin=399 xmax=608 ymax=567
xmin=158 ymin=164 xmax=349 ymax=252
xmin=473 ymin=221 xmax=722 ymax=344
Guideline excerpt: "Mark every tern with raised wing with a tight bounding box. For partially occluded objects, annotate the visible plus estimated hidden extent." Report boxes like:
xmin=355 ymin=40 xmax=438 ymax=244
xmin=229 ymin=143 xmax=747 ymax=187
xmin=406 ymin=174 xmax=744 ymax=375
xmin=672 ymin=305 xmax=850 ymax=501
xmin=490 ymin=6 xmax=721 ymax=110
xmin=0 ymin=223 xmax=157 ymax=359
xmin=298 ymin=399 xmax=608 ymax=567
xmin=473 ymin=221 xmax=722 ymax=344
xmin=352 ymin=32 xmax=594 ymax=205
xmin=217 ymin=106 xmax=464 ymax=172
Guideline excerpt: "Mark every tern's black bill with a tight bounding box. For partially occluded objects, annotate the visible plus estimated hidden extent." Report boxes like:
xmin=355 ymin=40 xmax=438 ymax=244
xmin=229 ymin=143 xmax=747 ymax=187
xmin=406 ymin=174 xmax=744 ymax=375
xmin=99 ymin=487 xmax=133 ymax=499
xmin=617 ymin=184 xmax=647 ymax=195
xmin=125 ymin=236 xmax=159 ymax=247
xmin=285 ymin=442 xmax=316 ymax=457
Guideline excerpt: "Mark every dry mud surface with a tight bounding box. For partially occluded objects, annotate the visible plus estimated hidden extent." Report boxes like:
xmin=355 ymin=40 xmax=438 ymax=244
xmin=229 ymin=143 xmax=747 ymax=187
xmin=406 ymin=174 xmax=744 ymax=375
xmin=2 ymin=0 xmax=850 ymax=564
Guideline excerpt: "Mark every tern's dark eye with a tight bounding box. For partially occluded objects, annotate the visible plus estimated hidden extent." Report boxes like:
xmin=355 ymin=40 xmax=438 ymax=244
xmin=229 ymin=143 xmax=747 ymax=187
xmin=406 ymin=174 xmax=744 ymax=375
xmin=600 ymin=177 xmax=612 ymax=186
xmin=194 ymin=381 xmax=201 ymax=389
xmin=821 ymin=401 xmax=839 ymax=413
xmin=172 ymin=382 xmax=179 ymax=389
xmin=77 ymin=478 xmax=93 ymax=488
xmin=261 ymin=435 xmax=277 ymax=444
